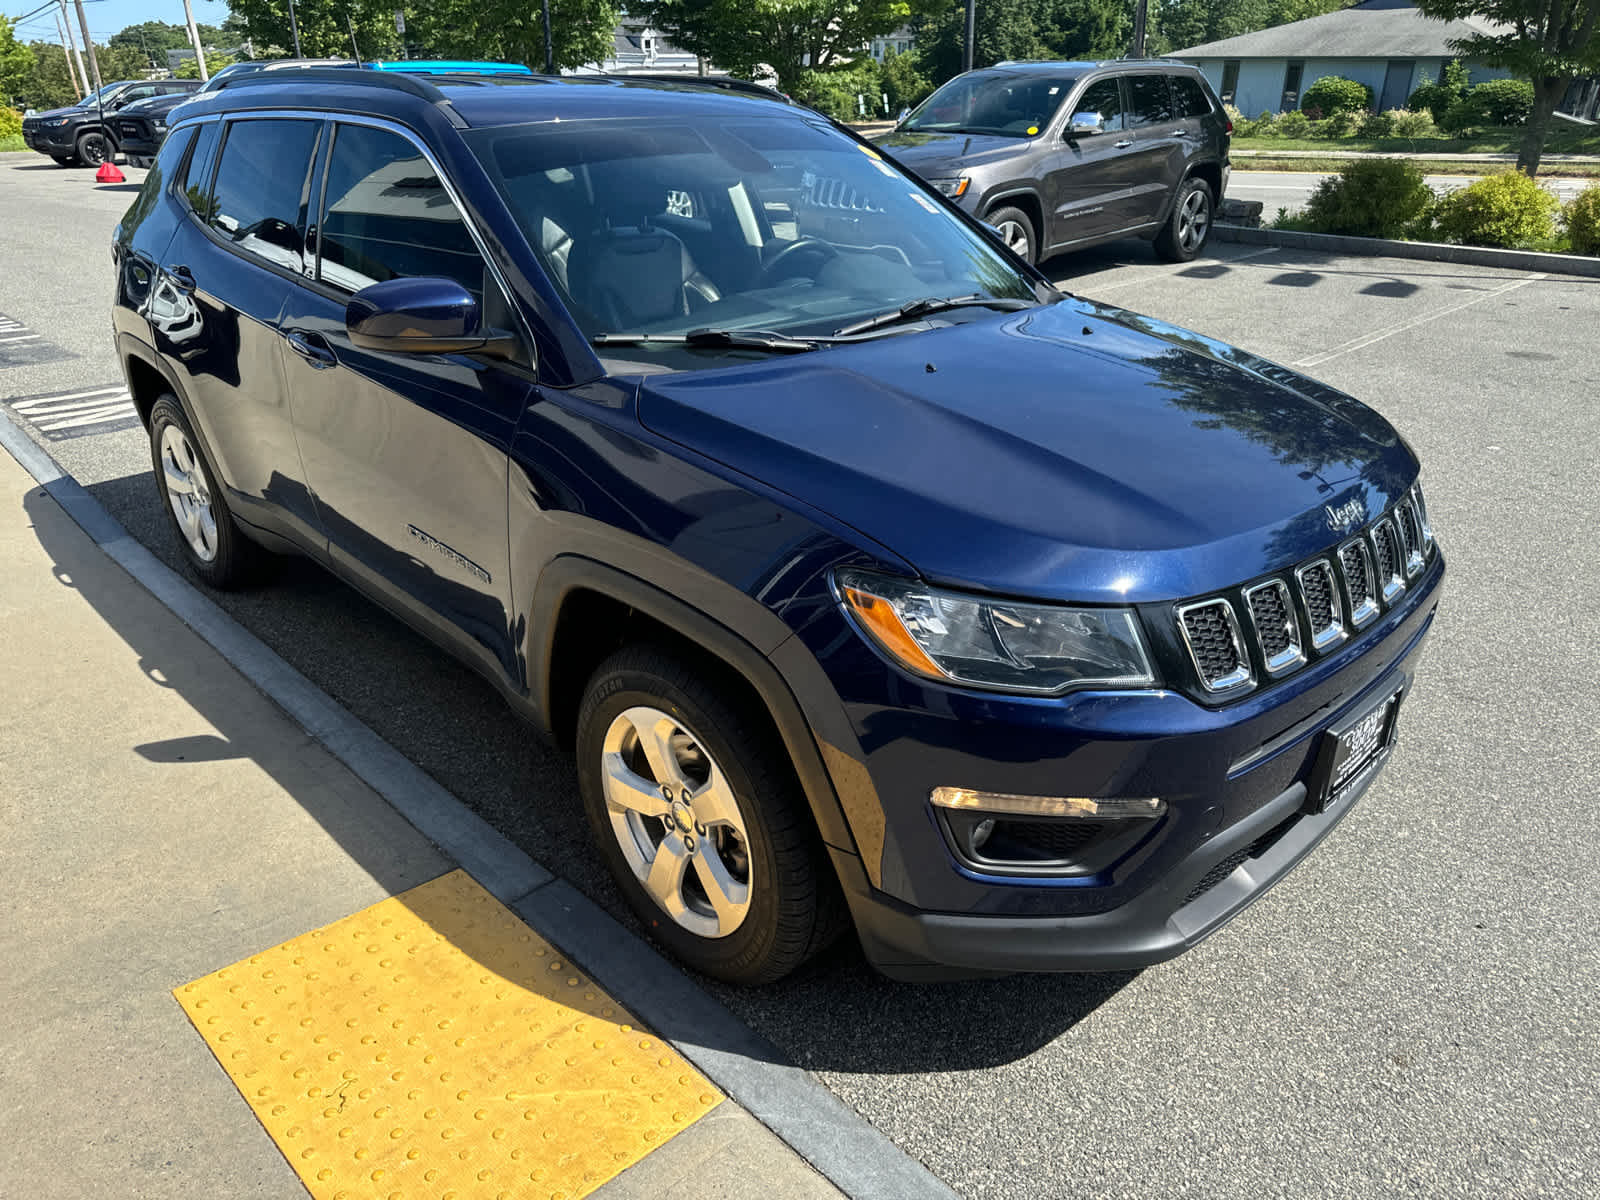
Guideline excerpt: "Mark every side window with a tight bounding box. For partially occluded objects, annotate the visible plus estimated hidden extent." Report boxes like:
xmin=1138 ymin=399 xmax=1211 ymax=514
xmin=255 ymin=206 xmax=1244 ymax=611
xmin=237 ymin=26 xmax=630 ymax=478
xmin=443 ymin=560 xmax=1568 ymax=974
xmin=317 ymin=123 xmax=488 ymax=300
xmin=1172 ymin=77 xmax=1212 ymax=119
xmin=1125 ymin=75 xmax=1173 ymax=129
xmin=1072 ymin=79 xmax=1124 ymax=134
xmin=179 ymin=121 xmax=220 ymax=218
xmin=207 ymin=118 xmax=323 ymax=273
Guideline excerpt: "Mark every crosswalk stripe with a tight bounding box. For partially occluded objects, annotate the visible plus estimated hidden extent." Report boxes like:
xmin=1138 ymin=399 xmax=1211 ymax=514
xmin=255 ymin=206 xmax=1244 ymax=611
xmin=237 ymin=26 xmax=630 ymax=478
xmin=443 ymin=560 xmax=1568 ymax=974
xmin=36 ymin=405 xmax=139 ymax=432
xmin=12 ymin=391 xmax=131 ymax=416
xmin=11 ymin=395 xmax=128 ymax=419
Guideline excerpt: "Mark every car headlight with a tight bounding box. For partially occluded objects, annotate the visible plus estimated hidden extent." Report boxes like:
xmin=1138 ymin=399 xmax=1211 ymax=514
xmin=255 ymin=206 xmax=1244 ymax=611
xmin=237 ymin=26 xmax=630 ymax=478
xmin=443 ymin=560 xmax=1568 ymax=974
xmin=928 ymin=177 xmax=970 ymax=199
xmin=44 ymin=117 xmax=69 ymax=127
xmin=834 ymin=568 xmax=1155 ymax=695
xmin=153 ymin=119 xmax=167 ymax=130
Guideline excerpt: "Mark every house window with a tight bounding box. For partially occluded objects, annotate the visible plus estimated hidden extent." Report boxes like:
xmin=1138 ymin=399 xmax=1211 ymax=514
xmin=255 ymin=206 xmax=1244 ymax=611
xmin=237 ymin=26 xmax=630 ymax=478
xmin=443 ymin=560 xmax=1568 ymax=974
xmin=1220 ymin=60 xmax=1240 ymax=106
xmin=1281 ymin=60 xmax=1304 ymax=110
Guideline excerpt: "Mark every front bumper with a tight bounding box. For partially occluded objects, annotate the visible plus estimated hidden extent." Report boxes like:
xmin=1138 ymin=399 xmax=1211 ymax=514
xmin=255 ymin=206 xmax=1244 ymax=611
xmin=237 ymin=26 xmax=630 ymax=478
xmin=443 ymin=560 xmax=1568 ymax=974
xmin=802 ymin=552 xmax=1444 ymax=979
xmin=22 ymin=127 xmax=75 ymax=155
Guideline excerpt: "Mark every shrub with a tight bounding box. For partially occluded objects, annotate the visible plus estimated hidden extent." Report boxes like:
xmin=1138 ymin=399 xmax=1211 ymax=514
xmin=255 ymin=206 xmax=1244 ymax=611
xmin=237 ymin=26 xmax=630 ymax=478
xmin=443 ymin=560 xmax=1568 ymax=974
xmin=1408 ymin=60 xmax=1471 ymax=124
xmin=1433 ymin=171 xmax=1560 ymax=247
xmin=1275 ymin=109 xmax=1311 ymax=137
xmin=1443 ymin=78 xmax=1536 ymax=130
xmin=1358 ymin=108 xmax=1396 ymax=138
xmin=1563 ymin=183 xmax=1600 ymax=255
xmin=1301 ymin=75 xmax=1374 ymax=117
xmin=879 ymin=48 xmax=932 ymax=116
xmin=0 ymin=108 xmax=21 ymax=139
xmin=1318 ymin=109 xmax=1362 ymax=138
xmin=1249 ymin=109 xmax=1280 ymax=137
xmin=1303 ymin=158 xmax=1435 ymax=239
xmin=793 ymin=60 xmax=882 ymax=122
xmin=1387 ymin=107 xmax=1438 ymax=137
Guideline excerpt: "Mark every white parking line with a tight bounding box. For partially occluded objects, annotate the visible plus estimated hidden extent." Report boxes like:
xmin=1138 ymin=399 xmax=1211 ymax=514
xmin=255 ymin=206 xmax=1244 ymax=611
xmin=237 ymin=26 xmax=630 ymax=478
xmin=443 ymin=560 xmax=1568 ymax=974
xmin=1295 ymin=273 xmax=1546 ymax=367
xmin=1074 ymin=245 xmax=1282 ymax=294
xmin=0 ymin=335 xmax=42 ymax=345
xmin=12 ymin=388 xmax=130 ymax=414
xmin=35 ymin=404 xmax=139 ymax=432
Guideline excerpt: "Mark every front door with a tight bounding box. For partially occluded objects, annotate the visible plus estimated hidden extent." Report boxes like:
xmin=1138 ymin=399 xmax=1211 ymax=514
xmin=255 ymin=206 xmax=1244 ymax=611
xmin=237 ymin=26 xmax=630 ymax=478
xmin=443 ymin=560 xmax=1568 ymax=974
xmin=276 ymin=119 xmax=531 ymax=678
xmin=1043 ymin=76 xmax=1136 ymax=248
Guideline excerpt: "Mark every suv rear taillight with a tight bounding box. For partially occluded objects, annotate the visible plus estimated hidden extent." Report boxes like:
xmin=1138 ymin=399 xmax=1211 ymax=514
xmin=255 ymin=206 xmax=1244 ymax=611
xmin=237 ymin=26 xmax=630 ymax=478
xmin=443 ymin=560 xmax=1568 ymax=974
xmin=1225 ymin=116 xmax=1234 ymax=134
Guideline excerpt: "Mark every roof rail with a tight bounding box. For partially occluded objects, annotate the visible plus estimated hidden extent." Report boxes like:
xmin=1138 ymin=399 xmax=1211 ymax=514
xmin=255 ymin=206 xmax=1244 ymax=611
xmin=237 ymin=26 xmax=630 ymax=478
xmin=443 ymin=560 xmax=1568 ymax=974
xmin=211 ymin=66 xmax=448 ymax=104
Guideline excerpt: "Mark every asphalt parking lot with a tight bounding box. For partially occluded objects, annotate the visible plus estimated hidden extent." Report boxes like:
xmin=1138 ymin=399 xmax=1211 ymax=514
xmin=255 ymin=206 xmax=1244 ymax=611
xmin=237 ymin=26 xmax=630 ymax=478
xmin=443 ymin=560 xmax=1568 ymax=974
xmin=4 ymin=153 xmax=1599 ymax=1198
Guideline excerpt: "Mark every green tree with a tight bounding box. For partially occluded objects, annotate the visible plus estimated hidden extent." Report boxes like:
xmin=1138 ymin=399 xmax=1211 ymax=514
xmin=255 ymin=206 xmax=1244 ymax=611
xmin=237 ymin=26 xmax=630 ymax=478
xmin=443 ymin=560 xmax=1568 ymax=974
xmin=20 ymin=42 xmax=81 ymax=110
xmin=0 ymin=16 xmax=32 ymax=104
xmin=636 ymin=0 xmax=913 ymax=94
xmin=175 ymin=51 xmax=238 ymax=79
xmin=407 ymin=0 xmax=617 ymax=72
xmin=1415 ymin=0 xmax=1600 ymax=176
xmin=1152 ymin=0 xmax=1345 ymax=54
xmin=225 ymin=0 xmax=402 ymax=59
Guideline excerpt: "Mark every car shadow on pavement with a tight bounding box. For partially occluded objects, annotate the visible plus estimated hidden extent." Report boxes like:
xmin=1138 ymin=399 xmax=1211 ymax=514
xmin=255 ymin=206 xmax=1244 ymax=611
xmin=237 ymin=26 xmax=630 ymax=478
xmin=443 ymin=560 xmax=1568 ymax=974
xmin=61 ymin=467 xmax=1138 ymax=1075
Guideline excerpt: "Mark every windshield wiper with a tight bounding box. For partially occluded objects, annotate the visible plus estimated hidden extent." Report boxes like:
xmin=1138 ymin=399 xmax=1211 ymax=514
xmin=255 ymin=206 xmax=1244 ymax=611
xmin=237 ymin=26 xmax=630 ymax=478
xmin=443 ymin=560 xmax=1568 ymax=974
xmin=591 ymin=328 xmax=826 ymax=353
xmin=832 ymin=294 xmax=1037 ymax=338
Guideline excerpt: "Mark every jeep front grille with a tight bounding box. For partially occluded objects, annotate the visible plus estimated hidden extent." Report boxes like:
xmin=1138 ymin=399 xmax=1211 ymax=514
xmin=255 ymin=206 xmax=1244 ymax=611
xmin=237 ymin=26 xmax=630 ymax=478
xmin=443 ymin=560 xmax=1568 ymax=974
xmin=1174 ymin=493 xmax=1435 ymax=697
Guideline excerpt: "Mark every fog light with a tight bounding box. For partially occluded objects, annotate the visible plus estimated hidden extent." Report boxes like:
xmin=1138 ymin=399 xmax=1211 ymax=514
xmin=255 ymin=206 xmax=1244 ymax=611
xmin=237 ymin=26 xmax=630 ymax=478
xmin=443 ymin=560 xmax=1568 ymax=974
xmin=970 ymin=818 xmax=996 ymax=851
xmin=931 ymin=787 xmax=1166 ymax=821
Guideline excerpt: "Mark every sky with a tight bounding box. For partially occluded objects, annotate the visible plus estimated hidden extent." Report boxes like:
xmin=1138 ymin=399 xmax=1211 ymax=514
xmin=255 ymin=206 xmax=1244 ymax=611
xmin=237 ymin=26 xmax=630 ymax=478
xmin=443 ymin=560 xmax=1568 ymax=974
xmin=7 ymin=0 xmax=234 ymax=49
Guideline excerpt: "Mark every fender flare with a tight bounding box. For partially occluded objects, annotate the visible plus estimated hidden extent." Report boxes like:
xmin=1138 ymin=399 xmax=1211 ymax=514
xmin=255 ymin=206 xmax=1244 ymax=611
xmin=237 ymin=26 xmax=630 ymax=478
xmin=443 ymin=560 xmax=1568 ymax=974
xmin=528 ymin=555 xmax=864 ymax=859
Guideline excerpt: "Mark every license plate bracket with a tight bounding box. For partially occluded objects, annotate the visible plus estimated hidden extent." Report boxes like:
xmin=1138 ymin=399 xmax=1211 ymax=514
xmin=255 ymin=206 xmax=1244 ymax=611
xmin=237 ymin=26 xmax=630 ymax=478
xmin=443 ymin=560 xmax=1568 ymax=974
xmin=1306 ymin=686 xmax=1404 ymax=814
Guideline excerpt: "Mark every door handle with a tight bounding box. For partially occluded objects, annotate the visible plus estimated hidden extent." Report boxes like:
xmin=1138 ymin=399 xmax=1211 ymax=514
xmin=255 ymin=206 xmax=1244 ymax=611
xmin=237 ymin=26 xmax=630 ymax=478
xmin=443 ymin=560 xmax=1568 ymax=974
xmin=168 ymin=265 xmax=197 ymax=294
xmin=1170 ymin=128 xmax=1192 ymax=137
xmin=1113 ymin=139 xmax=1134 ymax=149
xmin=284 ymin=329 xmax=337 ymax=369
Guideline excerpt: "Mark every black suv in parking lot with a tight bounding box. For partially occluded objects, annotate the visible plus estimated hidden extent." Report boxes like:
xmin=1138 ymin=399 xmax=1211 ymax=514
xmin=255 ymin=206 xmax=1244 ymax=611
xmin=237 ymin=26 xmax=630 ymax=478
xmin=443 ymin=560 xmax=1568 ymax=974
xmin=22 ymin=79 xmax=203 ymax=166
xmin=877 ymin=60 xmax=1231 ymax=264
xmin=113 ymin=69 xmax=1440 ymax=985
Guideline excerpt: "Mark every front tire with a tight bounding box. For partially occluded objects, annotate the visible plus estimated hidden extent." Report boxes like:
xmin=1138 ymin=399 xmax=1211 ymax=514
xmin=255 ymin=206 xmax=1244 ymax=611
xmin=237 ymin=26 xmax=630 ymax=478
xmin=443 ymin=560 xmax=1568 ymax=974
xmin=75 ymin=130 xmax=111 ymax=168
xmin=576 ymin=644 xmax=845 ymax=985
xmin=986 ymin=204 xmax=1038 ymax=265
xmin=1154 ymin=177 xmax=1214 ymax=262
xmin=148 ymin=395 xmax=266 ymax=589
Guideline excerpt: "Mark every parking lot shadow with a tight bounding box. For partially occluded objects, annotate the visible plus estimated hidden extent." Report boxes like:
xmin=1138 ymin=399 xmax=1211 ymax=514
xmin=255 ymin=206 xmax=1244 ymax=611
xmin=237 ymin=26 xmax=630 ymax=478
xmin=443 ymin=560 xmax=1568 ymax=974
xmin=57 ymin=468 xmax=1133 ymax=1076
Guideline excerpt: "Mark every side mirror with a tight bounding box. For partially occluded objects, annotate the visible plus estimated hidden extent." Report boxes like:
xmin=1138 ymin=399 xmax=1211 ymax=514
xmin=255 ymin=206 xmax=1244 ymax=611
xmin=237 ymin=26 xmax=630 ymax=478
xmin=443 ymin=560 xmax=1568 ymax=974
xmin=1067 ymin=111 xmax=1105 ymax=137
xmin=345 ymin=277 xmax=517 ymax=357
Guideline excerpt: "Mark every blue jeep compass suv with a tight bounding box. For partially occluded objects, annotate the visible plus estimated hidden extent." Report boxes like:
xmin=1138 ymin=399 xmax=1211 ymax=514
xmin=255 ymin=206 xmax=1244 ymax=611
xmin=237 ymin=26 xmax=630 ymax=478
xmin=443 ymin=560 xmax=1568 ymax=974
xmin=112 ymin=70 xmax=1444 ymax=983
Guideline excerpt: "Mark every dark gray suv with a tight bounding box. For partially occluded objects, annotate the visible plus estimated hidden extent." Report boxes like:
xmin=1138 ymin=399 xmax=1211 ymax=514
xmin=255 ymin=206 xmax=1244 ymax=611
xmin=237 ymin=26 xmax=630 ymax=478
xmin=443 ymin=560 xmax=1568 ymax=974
xmin=877 ymin=60 xmax=1231 ymax=265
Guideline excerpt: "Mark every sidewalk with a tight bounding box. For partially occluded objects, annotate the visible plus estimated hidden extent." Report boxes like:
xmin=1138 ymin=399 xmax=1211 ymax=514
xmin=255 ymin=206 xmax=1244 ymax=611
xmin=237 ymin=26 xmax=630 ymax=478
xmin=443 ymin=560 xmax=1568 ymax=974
xmin=0 ymin=445 xmax=839 ymax=1198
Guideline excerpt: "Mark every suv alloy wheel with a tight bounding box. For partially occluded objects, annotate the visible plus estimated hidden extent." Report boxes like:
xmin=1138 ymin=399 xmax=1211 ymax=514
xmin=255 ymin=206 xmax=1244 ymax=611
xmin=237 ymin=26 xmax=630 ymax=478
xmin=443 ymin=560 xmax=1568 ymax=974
xmin=1155 ymin=177 xmax=1214 ymax=263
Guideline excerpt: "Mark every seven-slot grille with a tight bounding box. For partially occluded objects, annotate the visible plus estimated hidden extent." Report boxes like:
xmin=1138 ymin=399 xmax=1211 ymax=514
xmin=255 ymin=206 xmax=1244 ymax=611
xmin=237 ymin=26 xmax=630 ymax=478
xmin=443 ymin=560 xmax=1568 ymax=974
xmin=1175 ymin=488 xmax=1435 ymax=696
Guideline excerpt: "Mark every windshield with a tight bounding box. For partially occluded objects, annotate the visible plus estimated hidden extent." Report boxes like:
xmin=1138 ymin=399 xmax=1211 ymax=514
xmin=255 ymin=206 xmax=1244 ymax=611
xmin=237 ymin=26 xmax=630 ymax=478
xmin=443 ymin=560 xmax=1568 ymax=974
xmin=902 ymin=72 xmax=1078 ymax=138
xmin=75 ymin=83 xmax=128 ymax=107
xmin=464 ymin=115 xmax=1042 ymax=357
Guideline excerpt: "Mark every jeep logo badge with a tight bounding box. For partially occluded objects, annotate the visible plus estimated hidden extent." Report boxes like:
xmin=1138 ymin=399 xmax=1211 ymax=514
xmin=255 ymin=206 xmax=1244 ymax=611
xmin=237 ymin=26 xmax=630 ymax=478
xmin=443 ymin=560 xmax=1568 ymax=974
xmin=1324 ymin=498 xmax=1366 ymax=534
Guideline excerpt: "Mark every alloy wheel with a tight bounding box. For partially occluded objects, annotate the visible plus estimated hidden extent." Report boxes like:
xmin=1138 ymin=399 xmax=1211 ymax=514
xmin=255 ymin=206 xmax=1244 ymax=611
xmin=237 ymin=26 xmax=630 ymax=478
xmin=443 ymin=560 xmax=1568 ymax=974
xmin=1178 ymin=189 xmax=1211 ymax=253
xmin=79 ymin=133 xmax=109 ymax=167
xmin=994 ymin=219 xmax=1031 ymax=258
xmin=159 ymin=424 xmax=218 ymax=562
xmin=599 ymin=705 xmax=753 ymax=939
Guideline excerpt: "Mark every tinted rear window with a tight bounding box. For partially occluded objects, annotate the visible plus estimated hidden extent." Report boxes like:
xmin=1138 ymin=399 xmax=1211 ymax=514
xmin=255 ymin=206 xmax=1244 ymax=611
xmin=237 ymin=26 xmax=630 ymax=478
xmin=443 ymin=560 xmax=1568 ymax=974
xmin=207 ymin=118 xmax=322 ymax=273
xmin=1172 ymin=76 xmax=1212 ymax=119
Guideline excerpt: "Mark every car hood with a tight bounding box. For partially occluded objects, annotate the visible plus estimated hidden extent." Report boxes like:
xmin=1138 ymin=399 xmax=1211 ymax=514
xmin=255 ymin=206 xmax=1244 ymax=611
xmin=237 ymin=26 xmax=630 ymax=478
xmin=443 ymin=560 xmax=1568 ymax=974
xmin=120 ymin=94 xmax=188 ymax=116
xmin=28 ymin=104 xmax=84 ymax=121
xmin=636 ymin=297 xmax=1418 ymax=604
xmin=873 ymin=129 xmax=1032 ymax=178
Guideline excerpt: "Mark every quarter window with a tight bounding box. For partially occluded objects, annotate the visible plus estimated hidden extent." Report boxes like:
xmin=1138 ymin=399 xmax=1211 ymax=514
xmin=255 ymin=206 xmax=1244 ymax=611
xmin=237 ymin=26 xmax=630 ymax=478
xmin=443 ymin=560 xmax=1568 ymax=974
xmin=1172 ymin=77 xmax=1212 ymax=119
xmin=316 ymin=123 xmax=487 ymax=300
xmin=1125 ymin=75 xmax=1173 ymax=128
xmin=179 ymin=120 xmax=220 ymax=217
xmin=1072 ymin=79 xmax=1124 ymax=134
xmin=207 ymin=118 xmax=323 ymax=273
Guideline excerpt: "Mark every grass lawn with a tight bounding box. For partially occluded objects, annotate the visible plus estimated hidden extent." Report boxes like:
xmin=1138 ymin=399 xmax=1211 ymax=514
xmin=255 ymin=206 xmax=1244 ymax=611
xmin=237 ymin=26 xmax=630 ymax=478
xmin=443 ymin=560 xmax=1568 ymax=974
xmin=1237 ymin=154 xmax=1600 ymax=179
xmin=0 ymin=135 xmax=25 ymax=153
xmin=1233 ymin=125 xmax=1600 ymax=156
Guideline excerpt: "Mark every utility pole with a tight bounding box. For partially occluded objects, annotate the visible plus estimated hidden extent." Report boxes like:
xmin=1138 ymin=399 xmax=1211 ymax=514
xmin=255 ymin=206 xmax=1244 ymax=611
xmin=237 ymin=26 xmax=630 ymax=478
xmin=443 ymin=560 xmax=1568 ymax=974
xmin=287 ymin=0 xmax=303 ymax=57
xmin=962 ymin=0 xmax=975 ymax=74
xmin=54 ymin=7 xmax=83 ymax=98
xmin=71 ymin=0 xmax=101 ymax=91
xmin=345 ymin=12 xmax=362 ymax=64
xmin=542 ymin=0 xmax=553 ymax=74
xmin=1131 ymin=0 xmax=1148 ymax=57
xmin=182 ymin=0 xmax=209 ymax=81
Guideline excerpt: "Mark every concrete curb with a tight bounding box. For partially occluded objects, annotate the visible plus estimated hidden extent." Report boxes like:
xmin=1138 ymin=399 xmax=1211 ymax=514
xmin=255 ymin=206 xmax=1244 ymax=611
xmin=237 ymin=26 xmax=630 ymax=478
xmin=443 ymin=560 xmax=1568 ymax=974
xmin=1213 ymin=222 xmax=1600 ymax=278
xmin=1232 ymin=149 xmax=1600 ymax=163
xmin=0 ymin=406 xmax=958 ymax=1200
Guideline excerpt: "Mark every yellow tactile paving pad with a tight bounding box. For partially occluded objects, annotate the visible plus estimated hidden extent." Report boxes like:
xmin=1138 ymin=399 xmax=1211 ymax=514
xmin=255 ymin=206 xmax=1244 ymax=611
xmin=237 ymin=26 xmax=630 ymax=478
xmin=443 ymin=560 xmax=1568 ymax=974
xmin=175 ymin=870 xmax=721 ymax=1200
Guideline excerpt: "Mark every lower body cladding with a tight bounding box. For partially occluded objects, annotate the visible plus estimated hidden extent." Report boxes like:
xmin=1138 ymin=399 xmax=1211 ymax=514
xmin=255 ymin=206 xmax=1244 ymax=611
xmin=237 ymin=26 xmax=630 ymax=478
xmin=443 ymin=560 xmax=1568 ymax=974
xmin=816 ymin=556 xmax=1444 ymax=981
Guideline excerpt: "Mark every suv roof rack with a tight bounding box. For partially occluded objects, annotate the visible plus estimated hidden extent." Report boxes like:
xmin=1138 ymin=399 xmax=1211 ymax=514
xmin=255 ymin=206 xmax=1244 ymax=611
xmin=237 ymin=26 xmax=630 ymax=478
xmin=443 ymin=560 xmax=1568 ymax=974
xmin=605 ymin=72 xmax=793 ymax=103
xmin=203 ymin=66 xmax=479 ymax=127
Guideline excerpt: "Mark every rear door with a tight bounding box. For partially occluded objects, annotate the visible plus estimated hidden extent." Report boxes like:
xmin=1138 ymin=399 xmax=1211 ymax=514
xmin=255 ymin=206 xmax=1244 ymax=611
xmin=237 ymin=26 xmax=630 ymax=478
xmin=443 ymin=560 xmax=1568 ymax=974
xmin=1042 ymin=75 xmax=1135 ymax=247
xmin=1123 ymin=72 xmax=1183 ymax=227
xmin=276 ymin=119 xmax=531 ymax=678
xmin=152 ymin=115 xmax=326 ymax=546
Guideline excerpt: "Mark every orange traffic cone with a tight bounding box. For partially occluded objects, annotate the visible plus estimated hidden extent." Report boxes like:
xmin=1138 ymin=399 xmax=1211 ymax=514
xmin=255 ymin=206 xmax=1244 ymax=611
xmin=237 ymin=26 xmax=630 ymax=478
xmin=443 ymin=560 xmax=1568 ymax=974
xmin=95 ymin=160 xmax=125 ymax=184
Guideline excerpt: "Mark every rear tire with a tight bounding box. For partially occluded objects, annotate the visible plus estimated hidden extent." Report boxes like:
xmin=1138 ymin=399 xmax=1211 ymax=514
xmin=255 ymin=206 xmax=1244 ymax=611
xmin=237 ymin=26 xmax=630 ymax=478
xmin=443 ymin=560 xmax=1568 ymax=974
xmin=576 ymin=644 xmax=846 ymax=985
xmin=148 ymin=395 xmax=267 ymax=589
xmin=1154 ymin=177 xmax=1214 ymax=262
xmin=986 ymin=204 xmax=1038 ymax=265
